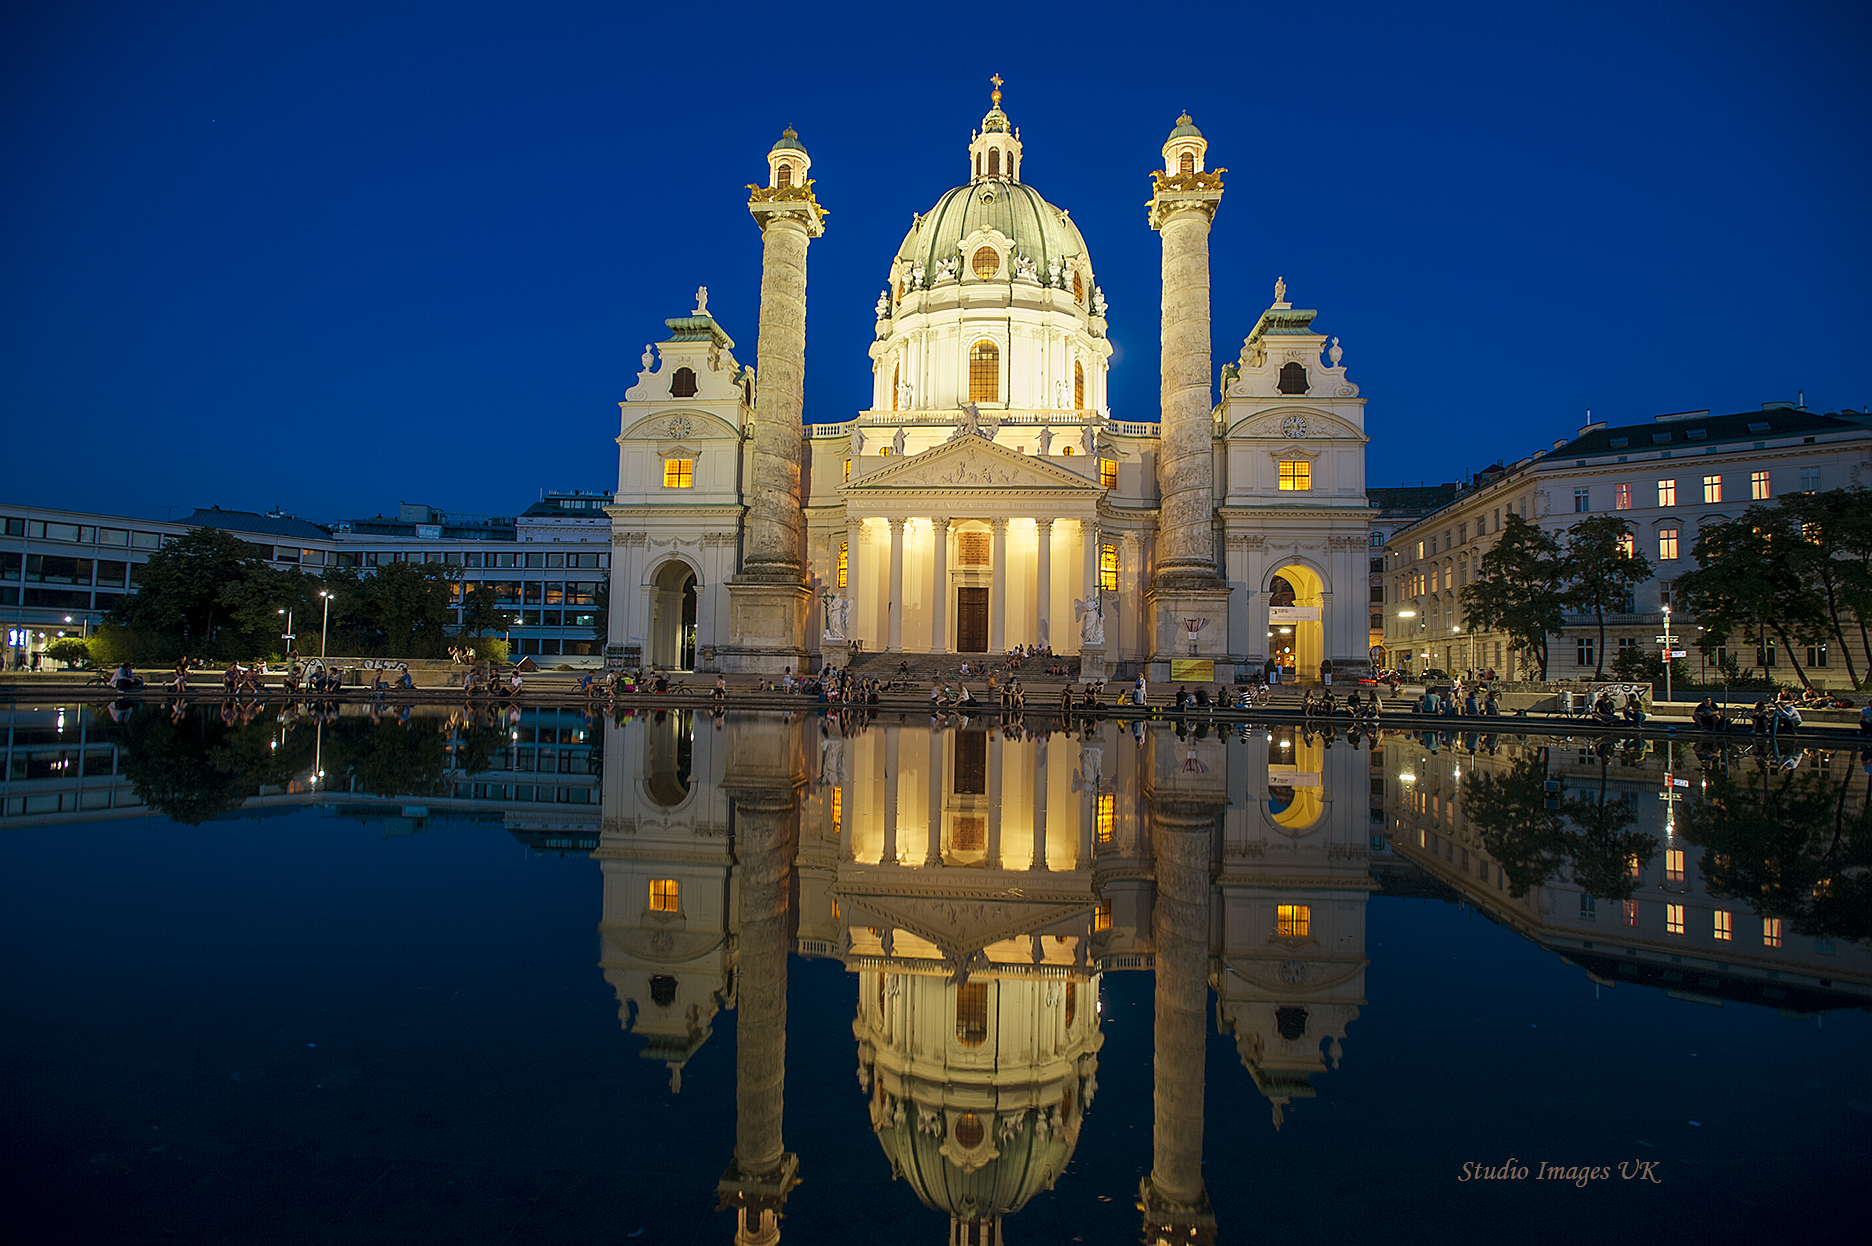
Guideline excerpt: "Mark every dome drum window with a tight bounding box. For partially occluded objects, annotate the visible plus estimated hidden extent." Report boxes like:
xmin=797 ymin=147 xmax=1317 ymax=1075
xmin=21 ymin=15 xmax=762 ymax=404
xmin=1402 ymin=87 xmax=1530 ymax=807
xmin=971 ymin=246 xmax=1000 ymax=279
xmin=969 ymin=340 xmax=1000 ymax=403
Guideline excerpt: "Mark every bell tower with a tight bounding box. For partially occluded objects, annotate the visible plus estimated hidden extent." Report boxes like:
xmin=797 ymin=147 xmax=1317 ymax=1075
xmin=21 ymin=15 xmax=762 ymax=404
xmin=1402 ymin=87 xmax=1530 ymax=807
xmin=966 ymin=74 xmax=1023 ymax=184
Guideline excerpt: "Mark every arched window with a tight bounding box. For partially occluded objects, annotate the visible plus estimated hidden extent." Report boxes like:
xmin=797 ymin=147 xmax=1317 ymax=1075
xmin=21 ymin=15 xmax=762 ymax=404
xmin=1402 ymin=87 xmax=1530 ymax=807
xmin=891 ymin=364 xmax=899 ymax=411
xmin=1072 ymin=271 xmax=1084 ymax=303
xmin=988 ymin=147 xmax=1000 ymax=177
xmin=1179 ymin=151 xmax=1194 ymax=175
xmin=837 ymin=541 xmax=848 ymax=587
xmin=775 ymin=162 xmax=792 ymax=188
xmin=670 ymin=366 xmax=698 ymax=398
xmin=649 ymin=975 xmax=678 ymax=1007
xmin=956 ymin=982 xmax=988 ymax=1047
xmin=1277 ymin=361 xmax=1309 ymax=395
xmin=1061 ymin=445 xmax=1074 ymax=456
xmin=974 ymin=152 xmax=981 ymax=178
xmin=1073 ymin=360 xmax=1084 ymax=409
xmin=972 ymin=246 xmax=999 ymax=279
xmin=955 ymin=1113 xmax=985 ymax=1148
xmin=1065 ymin=979 xmax=1077 ymax=1026
xmin=968 ymin=340 xmax=999 ymax=402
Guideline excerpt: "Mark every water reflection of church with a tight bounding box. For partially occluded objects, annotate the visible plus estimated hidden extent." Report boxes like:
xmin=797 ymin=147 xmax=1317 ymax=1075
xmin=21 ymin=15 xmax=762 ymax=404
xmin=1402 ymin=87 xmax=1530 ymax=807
xmin=596 ymin=711 xmax=1380 ymax=1242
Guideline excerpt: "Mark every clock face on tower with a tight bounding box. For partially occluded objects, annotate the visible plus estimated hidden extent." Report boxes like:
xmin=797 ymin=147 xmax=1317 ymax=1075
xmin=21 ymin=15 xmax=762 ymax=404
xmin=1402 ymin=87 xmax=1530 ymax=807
xmin=1281 ymin=415 xmax=1310 ymax=440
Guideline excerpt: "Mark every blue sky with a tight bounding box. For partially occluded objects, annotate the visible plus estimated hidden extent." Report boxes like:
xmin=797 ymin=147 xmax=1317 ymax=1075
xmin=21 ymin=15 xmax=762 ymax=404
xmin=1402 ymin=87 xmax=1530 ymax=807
xmin=3 ymin=0 xmax=1866 ymax=521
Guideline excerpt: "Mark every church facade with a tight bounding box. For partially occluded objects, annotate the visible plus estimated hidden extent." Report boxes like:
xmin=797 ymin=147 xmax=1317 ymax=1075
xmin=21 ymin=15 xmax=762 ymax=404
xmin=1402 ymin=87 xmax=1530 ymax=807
xmin=607 ymin=86 xmax=1374 ymax=683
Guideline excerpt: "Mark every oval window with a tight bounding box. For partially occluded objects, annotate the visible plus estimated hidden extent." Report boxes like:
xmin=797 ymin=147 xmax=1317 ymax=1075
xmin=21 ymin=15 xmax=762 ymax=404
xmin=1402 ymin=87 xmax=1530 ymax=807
xmin=972 ymin=246 xmax=999 ymax=279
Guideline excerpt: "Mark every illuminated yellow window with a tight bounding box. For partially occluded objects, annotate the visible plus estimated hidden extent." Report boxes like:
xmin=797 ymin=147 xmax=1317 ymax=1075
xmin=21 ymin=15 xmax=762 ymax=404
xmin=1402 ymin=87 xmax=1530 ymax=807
xmin=837 ymin=542 xmax=847 ymax=588
xmin=1623 ymin=900 xmax=1639 ymax=927
xmin=1626 ymin=852 xmax=1642 ymax=879
xmin=1061 ymin=445 xmax=1074 ymax=455
xmin=1713 ymin=910 xmax=1732 ymax=941
xmin=1278 ymin=460 xmax=1311 ymax=491
xmin=649 ymin=878 xmax=679 ymax=912
xmin=831 ymin=785 xmax=842 ymax=831
xmin=972 ymin=246 xmax=999 ymax=279
xmin=1666 ymin=903 xmax=1684 ymax=935
xmin=891 ymin=364 xmax=899 ymax=411
xmin=969 ymin=340 xmax=999 ymax=402
xmin=1179 ymin=151 xmax=1194 ymax=175
xmin=1098 ymin=543 xmax=1118 ymax=592
xmin=1073 ymin=271 xmax=1084 ymax=303
xmin=831 ymin=898 xmax=840 ymax=921
xmin=1703 ymin=474 xmax=1723 ymax=504
xmin=1617 ymin=533 xmax=1635 ymax=558
xmin=843 ymin=458 xmax=851 ymax=483
xmin=1099 ymin=458 xmax=1117 ymax=489
xmin=1074 ymin=361 xmax=1085 ymax=408
xmin=662 ymin=458 xmax=694 ymax=489
xmin=1095 ymin=792 xmax=1114 ymax=844
xmin=1277 ymin=904 xmax=1311 ymax=938
xmin=1751 ymin=470 xmax=1770 ymax=500
xmin=1763 ymin=917 xmax=1782 ymax=948
xmin=1658 ymin=527 xmax=1679 ymax=560
xmin=1657 ymin=479 xmax=1676 ymax=507
xmin=1093 ymin=901 xmax=1112 ymax=932
xmin=1065 ymin=979 xmax=1077 ymax=1026
xmin=775 ymin=162 xmax=792 ymax=188
xmin=955 ymin=981 xmax=988 ymax=1047
xmin=1664 ymin=848 xmax=1684 ymax=884
xmin=879 ymin=446 xmax=891 ymax=456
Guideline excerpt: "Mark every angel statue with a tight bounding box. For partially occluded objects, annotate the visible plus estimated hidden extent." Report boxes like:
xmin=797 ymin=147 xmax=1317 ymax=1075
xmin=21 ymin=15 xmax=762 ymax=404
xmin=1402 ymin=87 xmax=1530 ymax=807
xmin=1074 ymin=594 xmax=1105 ymax=646
xmin=950 ymin=402 xmax=982 ymax=441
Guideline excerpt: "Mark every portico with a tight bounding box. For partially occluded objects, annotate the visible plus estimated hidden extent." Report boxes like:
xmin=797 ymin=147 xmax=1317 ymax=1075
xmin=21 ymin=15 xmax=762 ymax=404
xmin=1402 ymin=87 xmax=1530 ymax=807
xmin=834 ymin=437 xmax=1104 ymax=656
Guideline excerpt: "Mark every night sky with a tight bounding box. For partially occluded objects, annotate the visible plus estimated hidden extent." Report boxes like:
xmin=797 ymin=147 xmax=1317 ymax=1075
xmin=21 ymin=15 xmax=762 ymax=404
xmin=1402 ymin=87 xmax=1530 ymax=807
xmin=3 ymin=1 xmax=1867 ymax=524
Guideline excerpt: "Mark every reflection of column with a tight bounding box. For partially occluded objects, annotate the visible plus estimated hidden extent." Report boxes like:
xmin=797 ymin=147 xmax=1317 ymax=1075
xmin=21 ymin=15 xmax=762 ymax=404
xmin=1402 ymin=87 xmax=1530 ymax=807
xmin=1031 ymin=736 xmax=1049 ymax=872
xmin=928 ymin=519 xmax=950 ymax=654
xmin=883 ymin=726 xmax=900 ymax=864
xmin=1036 ymin=518 xmax=1054 ymax=650
xmin=1140 ymin=798 xmax=1218 ymax=1242
xmin=845 ymin=517 xmax=863 ymax=647
xmin=887 ymin=519 xmax=905 ymax=653
xmin=986 ymin=731 xmax=1004 ymax=868
xmin=989 ymin=519 xmax=1008 ymax=653
xmin=716 ymin=784 xmax=801 ymax=1243
xmin=925 ymin=728 xmax=943 ymax=866
xmin=1082 ymin=519 xmax=1099 ymax=601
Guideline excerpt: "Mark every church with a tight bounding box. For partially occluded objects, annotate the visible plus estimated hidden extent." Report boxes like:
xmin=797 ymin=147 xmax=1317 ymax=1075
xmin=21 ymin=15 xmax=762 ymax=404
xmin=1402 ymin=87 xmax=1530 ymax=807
xmin=605 ymin=82 xmax=1373 ymax=684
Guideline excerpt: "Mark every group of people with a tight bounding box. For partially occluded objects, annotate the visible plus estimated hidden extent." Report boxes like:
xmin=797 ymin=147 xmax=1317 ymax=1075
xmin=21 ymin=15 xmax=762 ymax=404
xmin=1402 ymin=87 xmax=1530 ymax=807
xmin=1417 ymin=684 xmax=1502 ymax=718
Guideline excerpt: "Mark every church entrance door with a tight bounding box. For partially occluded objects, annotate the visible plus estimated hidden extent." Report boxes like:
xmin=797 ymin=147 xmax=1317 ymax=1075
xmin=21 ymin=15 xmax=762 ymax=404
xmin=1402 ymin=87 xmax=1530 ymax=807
xmin=956 ymin=588 xmax=988 ymax=652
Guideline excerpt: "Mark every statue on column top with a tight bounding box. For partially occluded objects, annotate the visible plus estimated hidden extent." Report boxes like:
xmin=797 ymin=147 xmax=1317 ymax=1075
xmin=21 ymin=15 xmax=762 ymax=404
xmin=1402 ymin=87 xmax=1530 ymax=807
xmin=1273 ymin=276 xmax=1287 ymax=306
xmin=694 ymin=286 xmax=709 ymax=315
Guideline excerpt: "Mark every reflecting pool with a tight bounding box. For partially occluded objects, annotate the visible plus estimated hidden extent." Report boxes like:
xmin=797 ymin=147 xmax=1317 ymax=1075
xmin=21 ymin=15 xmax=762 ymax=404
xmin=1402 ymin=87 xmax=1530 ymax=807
xmin=2 ymin=702 xmax=1867 ymax=1244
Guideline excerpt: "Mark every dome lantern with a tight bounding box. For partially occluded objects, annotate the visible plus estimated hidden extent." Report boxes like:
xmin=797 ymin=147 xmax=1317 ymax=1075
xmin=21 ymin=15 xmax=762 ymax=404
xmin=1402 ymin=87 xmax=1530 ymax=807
xmin=967 ymin=75 xmax=1023 ymax=184
xmin=1162 ymin=112 xmax=1207 ymax=178
xmin=766 ymin=126 xmax=810 ymax=190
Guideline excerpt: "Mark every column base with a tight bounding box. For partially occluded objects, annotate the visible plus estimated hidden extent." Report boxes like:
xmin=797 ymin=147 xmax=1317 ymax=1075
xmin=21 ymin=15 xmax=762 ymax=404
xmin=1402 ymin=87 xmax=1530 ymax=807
xmin=717 ymin=1152 xmax=800 ymax=1246
xmin=1079 ymin=645 xmax=1108 ymax=684
xmin=1144 ymin=583 xmax=1234 ymax=685
xmin=723 ymin=579 xmax=813 ymax=676
xmin=1137 ymin=1175 xmax=1216 ymax=1245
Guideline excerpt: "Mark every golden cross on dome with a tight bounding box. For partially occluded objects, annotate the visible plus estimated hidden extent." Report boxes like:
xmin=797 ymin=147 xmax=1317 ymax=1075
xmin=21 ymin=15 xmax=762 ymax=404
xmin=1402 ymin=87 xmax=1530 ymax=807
xmin=990 ymin=74 xmax=1002 ymax=107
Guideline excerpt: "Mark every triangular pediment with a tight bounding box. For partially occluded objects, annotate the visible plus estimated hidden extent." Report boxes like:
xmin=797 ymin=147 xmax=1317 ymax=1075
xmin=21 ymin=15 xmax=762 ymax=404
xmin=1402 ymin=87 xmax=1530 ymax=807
xmin=843 ymin=434 xmax=1102 ymax=494
xmin=840 ymin=890 xmax=1094 ymax=957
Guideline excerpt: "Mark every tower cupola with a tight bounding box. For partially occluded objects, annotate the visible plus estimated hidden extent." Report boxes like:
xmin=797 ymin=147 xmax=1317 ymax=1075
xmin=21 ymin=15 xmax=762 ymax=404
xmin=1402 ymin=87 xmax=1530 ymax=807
xmin=967 ymin=75 xmax=1023 ymax=183
xmin=1161 ymin=113 xmax=1208 ymax=177
xmin=766 ymin=127 xmax=810 ymax=189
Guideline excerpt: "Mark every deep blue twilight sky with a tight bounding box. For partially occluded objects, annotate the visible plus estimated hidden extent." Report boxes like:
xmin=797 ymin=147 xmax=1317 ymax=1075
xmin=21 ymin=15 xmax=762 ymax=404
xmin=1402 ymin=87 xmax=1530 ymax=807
xmin=3 ymin=1 xmax=1867 ymax=523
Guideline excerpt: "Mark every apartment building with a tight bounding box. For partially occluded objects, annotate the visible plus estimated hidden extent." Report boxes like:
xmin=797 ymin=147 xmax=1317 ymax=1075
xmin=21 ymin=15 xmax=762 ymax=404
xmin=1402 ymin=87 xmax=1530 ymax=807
xmin=1379 ymin=403 xmax=1872 ymax=684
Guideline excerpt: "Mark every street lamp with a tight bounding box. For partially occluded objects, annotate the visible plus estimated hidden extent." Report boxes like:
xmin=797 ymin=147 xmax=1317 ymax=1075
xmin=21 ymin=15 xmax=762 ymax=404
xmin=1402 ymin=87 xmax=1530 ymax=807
xmin=317 ymin=590 xmax=335 ymax=658
xmin=277 ymin=607 xmax=295 ymax=660
xmin=1660 ymin=604 xmax=1674 ymax=703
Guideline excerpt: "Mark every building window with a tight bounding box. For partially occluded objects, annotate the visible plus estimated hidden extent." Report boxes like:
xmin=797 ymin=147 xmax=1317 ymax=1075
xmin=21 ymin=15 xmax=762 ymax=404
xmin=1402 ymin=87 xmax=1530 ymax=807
xmin=1665 ymin=848 xmax=1685 ymax=884
xmin=1099 ymin=543 xmax=1118 ymax=591
xmin=1807 ymin=643 xmax=1828 ymax=668
xmin=1096 ymin=792 xmax=1115 ymax=843
xmin=1799 ymin=467 xmax=1820 ymax=491
xmin=972 ymin=246 xmax=999 ymax=279
xmin=649 ymin=878 xmax=679 ymax=912
xmin=1099 ymin=458 xmax=1117 ymax=488
xmin=837 ymin=542 xmax=847 ymax=588
xmin=1615 ymin=482 xmax=1632 ymax=510
xmin=1179 ymin=150 xmax=1194 ymax=175
xmin=831 ymin=786 xmax=842 ymax=832
xmin=1579 ymin=892 xmax=1596 ymax=919
xmin=987 ymin=147 xmax=1000 ymax=177
xmin=1763 ymin=917 xmax=1783 ymax=948
xmin=891 ymin=364 xmax=899 ymax=410
xmin=1657 ymin=479 xmax=1676 ymax=507
xmin=879 ymin=446 xmax=891 ymax=456
xmin=1713 ymin=910 xmax=1732 ymax=941
xmin=1278 ymin=460 xmax=1312 ymax=491
xmin=1065 ymin=980 xmax=1077 ymax=1027
xmin=1093 ymin=901 xmax=1112 ymax=932
xmin=662 ymin=458 xmax=695 ymax=488
xmin=1073 ymin=271 xmax=1084 ymax=303
xmin=1074 ymin=361 xmax=1085 ymax=408
xmin=775 ymin=162 xmax=793 ymax=188
xmin=1666 ymin=904 xmax=1685 ymax=935
xmin=1416 ymin=540 xmax=1425 ymax=560
xmin=1703 ymin=474 xmax=1723 ymax=503
xmin=1658 ymin=527 xmax=1679 ymax=560
xmin=969 ymin=340 xmax=999 ymax=402
xmin=955 ymin=982 xmax=988 ymax=1047
xmin=1577 ymin=637 xmax=1595 ymax=667
xmin=843 ymin=458 xmax=851 ymax=483
xmin=670 ymin=367 xmax=698 ymax=398
xmin=1617 ymin=532 xmax=1635 ymax=558
xmin=1751 ymin=470 xmax=1770 ymax=500
xmin=1574 ymin=487 xmax=1591 ymax=513
xmin=1623 ymin=900 xmax=1639 ymax=927
xmin=1370 ymin=531 xmax=1385 ymax=546
xmin=1277 ymin=361 xmax=1309 ymax=395
xmin=1061 ymin=445 xmax=1074 ymax=455
xmin=1276 ymin=904 xmax=1311 ymax=938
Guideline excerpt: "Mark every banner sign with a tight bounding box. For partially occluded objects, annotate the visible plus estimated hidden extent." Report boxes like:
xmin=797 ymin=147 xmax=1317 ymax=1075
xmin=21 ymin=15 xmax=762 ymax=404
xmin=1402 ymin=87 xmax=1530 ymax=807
xmin=1269 ymin=606 xmax=1322 ymax=622
xmin=1170 ymin=659 xmax=1215 ymax=682
xmin=1267 ymin=766 xmax=1322 ymax=787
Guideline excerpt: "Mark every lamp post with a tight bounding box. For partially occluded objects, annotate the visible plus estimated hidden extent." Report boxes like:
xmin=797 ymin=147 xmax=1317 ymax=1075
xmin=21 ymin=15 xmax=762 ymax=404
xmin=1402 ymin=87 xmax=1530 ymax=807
xmin=317 ymin=590 xmax=334 ymax=658
xmin=277 ymin=608 xmax=295 ymax=661
xmin=1454 ymin=624 xmax=1475 ymax=677
xmin=1396 ymin=610 xmax=1416 ymax=674
xmin=1661 ymin=604 xmax=1674 ymax=703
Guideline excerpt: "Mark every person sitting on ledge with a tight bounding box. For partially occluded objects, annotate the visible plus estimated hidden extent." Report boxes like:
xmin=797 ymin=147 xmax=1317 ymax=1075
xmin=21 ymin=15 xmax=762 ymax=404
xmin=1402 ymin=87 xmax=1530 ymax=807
xmin=1621 ymin=693 xmax=1646 ymax=724
xmin=1691 ymin=696 xmax=1724 ymax=731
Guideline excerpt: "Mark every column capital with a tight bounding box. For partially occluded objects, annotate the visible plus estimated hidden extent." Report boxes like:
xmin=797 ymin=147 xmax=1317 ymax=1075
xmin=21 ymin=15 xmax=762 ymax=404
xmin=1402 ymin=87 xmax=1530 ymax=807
xmin=747 ymin=186 xmax=827 ymax=238
xmin=989 ymin=517 xmax=1009 ymax=533
xmin=1147 ymin=171 xmax=1224 ymax=232
xmin=1035 ymin=517 xmax=1055 ymax=535
xmin=930 ymin=516 xmax=951 ymax=533
xmin=887 ymin=516 xmax=906 ymax=533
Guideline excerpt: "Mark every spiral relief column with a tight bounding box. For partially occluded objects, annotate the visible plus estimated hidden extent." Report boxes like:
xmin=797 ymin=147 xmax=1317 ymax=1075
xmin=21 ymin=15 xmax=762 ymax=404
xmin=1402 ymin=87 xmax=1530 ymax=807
xmin=726 ymin=128 xmax=827 ymax=675
xmin=1145 ymin=115 xmax=1233 ymax=684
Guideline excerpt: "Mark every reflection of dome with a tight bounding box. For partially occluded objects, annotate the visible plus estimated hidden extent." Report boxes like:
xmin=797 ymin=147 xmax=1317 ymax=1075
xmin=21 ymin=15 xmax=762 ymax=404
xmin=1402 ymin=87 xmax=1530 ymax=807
xmin=895 ymin=182 xmax=1092 ymax=284
xmin=875 ymin=1104 xmax=1073 ymax=1226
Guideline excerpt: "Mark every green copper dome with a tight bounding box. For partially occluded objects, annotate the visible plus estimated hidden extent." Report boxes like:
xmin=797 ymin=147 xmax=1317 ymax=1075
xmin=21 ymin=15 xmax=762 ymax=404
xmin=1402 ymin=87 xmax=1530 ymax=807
xmin=895 ymin=179 xmax=1090 ymax=279
xmin=770 ymin=126 xmax=805 ymax=153
xmin=1168 ymin=112 xmax=1202 ymax=139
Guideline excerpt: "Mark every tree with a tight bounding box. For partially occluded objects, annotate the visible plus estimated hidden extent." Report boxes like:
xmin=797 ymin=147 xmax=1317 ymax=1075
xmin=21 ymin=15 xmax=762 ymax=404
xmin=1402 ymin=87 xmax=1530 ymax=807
xmin=1562 ymin=515 xmax=1654 ymax=678
xmin=42 ymin=637 xmax=92 ymax=668
xmin=1673 ymin=511 xmax=1825 ymax=689
xmin=458 ymin=581 xmax=506 ymax=638
xmin=1462 ymin=751 xmax=1569 ymax=897
xmin=1462 ymin=514 xmax=1565 ymax=680
xmin=320 ymin=562 xmax=460 ymax=657
xmin=1777 ymin=488 xmax=1872 ymax=689
xmin=217 ymin=566 xmax=326 ymax=657
xmin=108 ymin=528 xmax=266 ymax=653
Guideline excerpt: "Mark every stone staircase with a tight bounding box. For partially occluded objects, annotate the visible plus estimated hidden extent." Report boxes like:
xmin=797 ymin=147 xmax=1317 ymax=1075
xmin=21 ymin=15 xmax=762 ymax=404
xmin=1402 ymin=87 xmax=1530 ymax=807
xmin=842 ymin=651 xmax=1080 ymax=684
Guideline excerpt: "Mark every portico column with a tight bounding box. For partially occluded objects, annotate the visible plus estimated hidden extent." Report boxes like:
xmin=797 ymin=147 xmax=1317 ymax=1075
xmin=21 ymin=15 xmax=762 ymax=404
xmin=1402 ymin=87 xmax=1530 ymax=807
xmin=845 ymin=517 xmax=863 ymax=649
xmin=1035 ymin=518 xmax=1054 ymax=650
xmin=887 ymin=519 xmax=905 ymax=653
xmin=928 ymin=518 xmax=950 ymax=654
xmin=1082 ymin=519 xmax=1100 ymax=604
xmin=986 ymin=730 xmax=1003 ymax=869
xmin=925 ymin=728 xmax=944 ymax=866
xmin=989 ymin=519 xmax=1009 ymax=654
xmin=882 ymin=726 xmax=900 ymax=865
xmin=1031 ymin=736 xmax=1049 ymax=872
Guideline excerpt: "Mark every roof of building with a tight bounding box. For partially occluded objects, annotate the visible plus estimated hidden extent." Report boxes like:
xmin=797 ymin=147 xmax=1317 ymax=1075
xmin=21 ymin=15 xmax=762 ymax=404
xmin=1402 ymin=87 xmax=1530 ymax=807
xmin=181 ymin=507 xmax=330 ymax=541
xmin=1547 ymin=406 xmax=1865 ymax=459
xmin=1367 ymin=485 xmax=1460 ymax=516
xmin=897 ymin=179 xmax=1090 ymax=282
xmin=521 ymin=491 xmax=613 ymax=518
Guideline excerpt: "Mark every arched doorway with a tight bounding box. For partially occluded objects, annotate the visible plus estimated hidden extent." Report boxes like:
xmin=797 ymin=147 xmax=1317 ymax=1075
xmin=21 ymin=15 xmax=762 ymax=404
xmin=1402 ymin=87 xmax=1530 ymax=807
xmin=650 ymin=560 xmax=698 ymax=670
xmin=1267 ymin=563 xmax=1326 ymax=684
xmin=643 ymin=710 xmax=693 ymax=807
